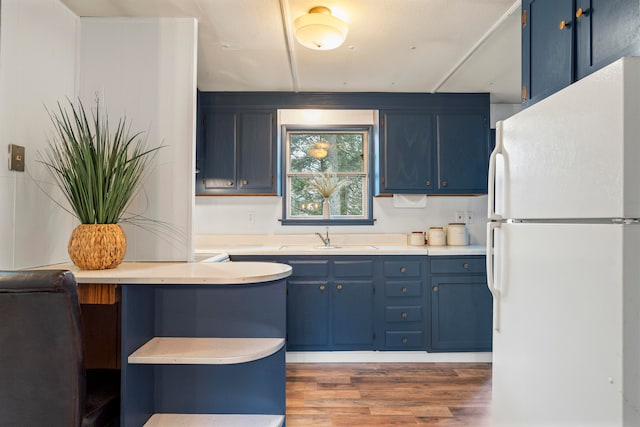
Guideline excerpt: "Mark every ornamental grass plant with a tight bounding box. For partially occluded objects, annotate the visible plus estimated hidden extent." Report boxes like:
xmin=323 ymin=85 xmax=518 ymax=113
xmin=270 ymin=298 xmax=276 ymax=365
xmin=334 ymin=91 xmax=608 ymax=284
xmin=38 ymin=98 xmax=163 ymax=225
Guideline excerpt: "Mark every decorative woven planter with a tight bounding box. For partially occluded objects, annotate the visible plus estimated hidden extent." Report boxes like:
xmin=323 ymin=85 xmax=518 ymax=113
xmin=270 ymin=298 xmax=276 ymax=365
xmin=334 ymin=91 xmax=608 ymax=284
xmin=68 ymin=224 xmax=126 ymax=270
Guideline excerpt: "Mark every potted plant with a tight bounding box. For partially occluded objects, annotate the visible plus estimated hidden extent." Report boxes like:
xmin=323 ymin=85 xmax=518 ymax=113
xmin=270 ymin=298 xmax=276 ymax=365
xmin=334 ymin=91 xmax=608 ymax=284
xmin=306 ymin=171 xmax=348 ymax=219
xmin=38 ymin=98 xmax=162 ymax=270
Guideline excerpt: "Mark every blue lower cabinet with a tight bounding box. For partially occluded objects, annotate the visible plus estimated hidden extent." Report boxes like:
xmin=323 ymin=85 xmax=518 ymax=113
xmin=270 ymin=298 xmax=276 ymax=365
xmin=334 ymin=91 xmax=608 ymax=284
xmin=286 ymin=280 xmax=330 ymax=349
xmin=428 ymin=256 xmax=492 ymax=352
xmin=120 ymin=280 xmax=286 ymax=426
xmin=332 ymin=280 xmax=375 ymax=348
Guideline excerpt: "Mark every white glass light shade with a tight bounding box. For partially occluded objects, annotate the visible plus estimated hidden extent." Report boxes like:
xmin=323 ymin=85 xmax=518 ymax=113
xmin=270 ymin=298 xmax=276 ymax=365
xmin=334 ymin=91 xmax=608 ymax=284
xmin=294 ymin=7 xmax=348 ymax=50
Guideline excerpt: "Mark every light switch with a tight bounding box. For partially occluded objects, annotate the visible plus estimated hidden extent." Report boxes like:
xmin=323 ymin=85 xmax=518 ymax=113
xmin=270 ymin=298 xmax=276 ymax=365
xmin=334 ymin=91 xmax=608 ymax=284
xmin=8 ymin=144 xmax=25 ymax=172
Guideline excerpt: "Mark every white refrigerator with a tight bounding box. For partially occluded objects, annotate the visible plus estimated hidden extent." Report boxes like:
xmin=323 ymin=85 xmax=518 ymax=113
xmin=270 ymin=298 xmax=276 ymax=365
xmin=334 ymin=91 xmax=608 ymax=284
xmin=487 ymin=57 xmax=640 ymax=426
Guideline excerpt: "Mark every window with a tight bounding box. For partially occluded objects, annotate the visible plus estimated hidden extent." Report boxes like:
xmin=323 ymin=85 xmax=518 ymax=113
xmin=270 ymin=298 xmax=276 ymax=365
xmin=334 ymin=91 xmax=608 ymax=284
xmin=282 ymin=126 xmax=373 ymax=225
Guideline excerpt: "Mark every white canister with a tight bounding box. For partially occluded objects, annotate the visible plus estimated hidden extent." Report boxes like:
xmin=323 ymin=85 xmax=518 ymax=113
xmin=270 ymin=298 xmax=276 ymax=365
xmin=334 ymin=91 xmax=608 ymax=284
xmin=446 ymin=223 xmax=469 ymax=246
xmin=427 ymin=227 xmax=446 ymax=246
xmin=409 ymin=231 xmax=425 ymax=246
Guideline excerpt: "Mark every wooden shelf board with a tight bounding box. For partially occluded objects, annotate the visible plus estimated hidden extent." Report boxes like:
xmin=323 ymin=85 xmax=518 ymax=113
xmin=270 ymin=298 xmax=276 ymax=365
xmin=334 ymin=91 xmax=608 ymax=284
xmin=143 ymin=413 xmax=284 ymax=427
xmin=128 ymin=337 xmax=284 ymax=365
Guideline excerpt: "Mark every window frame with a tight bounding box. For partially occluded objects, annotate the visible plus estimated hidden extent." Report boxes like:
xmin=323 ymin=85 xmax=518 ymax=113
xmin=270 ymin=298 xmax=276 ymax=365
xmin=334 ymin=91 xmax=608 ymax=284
xmin=281 ymin=124 xmax=374 ymax=226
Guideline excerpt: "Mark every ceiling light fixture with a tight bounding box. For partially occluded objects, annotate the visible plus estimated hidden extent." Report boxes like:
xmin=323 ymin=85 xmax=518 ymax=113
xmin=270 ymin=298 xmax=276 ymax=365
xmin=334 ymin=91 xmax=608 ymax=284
xmin=294 ymin=6 xmax=348 ymax=51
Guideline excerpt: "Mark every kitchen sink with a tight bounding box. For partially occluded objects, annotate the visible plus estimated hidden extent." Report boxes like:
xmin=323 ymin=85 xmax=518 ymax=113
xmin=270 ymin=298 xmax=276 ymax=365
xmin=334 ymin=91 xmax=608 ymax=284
xmin=279 ymin=245 xmax=378 ymax=251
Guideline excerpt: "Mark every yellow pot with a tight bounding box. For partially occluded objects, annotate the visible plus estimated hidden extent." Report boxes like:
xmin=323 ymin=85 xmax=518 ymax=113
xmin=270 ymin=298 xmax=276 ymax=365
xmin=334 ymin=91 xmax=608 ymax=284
xmin=68 ymin=224 xmax=126 ymax=270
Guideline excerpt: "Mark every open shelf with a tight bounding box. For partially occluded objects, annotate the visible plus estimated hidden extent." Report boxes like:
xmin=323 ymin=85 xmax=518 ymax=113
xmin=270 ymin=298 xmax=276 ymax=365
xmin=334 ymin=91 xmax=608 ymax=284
xmin=128 ymin=337 xmax=285 ymax=365
xmin=143 ymin=413 xmax=285 ymax=427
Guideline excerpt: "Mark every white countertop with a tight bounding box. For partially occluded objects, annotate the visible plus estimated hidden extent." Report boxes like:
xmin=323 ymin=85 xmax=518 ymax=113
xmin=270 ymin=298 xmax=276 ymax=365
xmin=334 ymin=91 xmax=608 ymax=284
xmin=195 ymin=233 xmax=486 ymax=257
xmin=41 ymin=261 xmax=292 ymax=285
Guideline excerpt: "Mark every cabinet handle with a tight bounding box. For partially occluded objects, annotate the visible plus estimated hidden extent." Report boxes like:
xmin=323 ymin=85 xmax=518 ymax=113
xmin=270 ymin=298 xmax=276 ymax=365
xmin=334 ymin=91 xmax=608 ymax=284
xmin=522 ymin=85 xmax=527 ymax=102
xmin=336 ymin=284 xmax=343 ymax=290
xmin=425 ymin=180 xmax=431 ymax=186
xmin=441 ymin=180 xmax=448 ymax=187
xmin=401 ymin=312 xmax=408 ymax=319
xmin=401 ymin=337 xmax=408 ymax=344
xmin=575 ymin=7 xmax=589 ymax=18
xmin=559 ymin=20 xmax=571 ymax=30
xmin=227 ymin=180 xmax=234 ymax=186
xmin=400 ymin=267 xmax=406 ymax=273
xmin=242 ymin=179 xmax=248 ymax=185
xmin=463 ymin=263 xmax=470 ymax=269
xmin=319 ymin=285 xmax=326 ymax=291
xmin=401 ymin=287 xmax=408 ymax=294
xmin=433 ymin=286 xmax=439 ymax=292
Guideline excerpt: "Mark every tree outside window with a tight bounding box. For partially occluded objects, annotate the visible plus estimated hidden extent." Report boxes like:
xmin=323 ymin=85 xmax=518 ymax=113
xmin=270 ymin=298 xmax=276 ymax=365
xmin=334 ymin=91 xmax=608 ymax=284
xmin=283 ymin=127 xmax=372 ymax=224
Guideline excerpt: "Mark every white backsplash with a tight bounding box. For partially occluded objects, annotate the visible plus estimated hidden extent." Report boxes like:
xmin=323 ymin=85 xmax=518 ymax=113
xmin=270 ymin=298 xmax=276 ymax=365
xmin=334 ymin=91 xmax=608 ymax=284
xmin=194 ymin=195 xmax=488 ymax=245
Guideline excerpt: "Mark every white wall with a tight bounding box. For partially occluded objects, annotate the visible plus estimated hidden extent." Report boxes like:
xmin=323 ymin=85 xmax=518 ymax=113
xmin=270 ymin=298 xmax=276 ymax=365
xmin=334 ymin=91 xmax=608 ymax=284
xmin=0 ymin=0 xmax=79 ymax=269
xmin=78 ymin=17 xmax=197 ymax=261
xmin=194 ymin=195 xmax=488 ymax=245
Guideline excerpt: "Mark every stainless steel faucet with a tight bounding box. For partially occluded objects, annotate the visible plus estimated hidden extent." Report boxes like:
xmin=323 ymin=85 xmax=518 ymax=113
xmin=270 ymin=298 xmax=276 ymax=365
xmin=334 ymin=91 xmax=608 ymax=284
xmin=316 ymin=227 xmax=331 ymax=248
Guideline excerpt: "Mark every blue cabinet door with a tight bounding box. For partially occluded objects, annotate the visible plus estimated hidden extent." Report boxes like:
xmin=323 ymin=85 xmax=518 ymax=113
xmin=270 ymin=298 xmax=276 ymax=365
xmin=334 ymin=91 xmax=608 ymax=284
xmin=436 ymin=114 xmax=489 ymax=194
xmin=199 ymin=111 xmax=237 ymax=191
xmin=522 ymin=0 xmax=574 ymax=104
xmin=429 ymin=275 xmax=492 ymax=352
xmin=379 ymin=111 xmax=436 ymax=193
xmin=575 ymin=0 xmax=640 ymax=79
xmin=238 ymin=111 xmax=277 ymax=193
xmin=332 ymin=280 xmax=375 ymax=349
xmin=286 ymin=280 xmax=330 ymax=349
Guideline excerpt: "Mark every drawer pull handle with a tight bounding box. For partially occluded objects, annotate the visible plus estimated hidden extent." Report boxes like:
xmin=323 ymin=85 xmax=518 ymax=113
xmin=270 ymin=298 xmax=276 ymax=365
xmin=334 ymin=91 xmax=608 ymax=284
xmin=401 ymin=287 xmax=408 ymax=294
xmin=319 ymin=285 xmax=326 ymax=291
xmin=227 ymin=180 xmax=234 ymax=186
xmin=441 ymin=180 xmax=448 ymax=187
xmin=433 ymin=286 xmax=439 ymax=292
xmin=559 ymin=19 xmax=571 ymax=30
xmin=401 ymin=337 xmax=408 ymax=344
xmin=400 ymin=267 xmax=406 ymax=273
xmin=401 ymin=312 xmax=408 ymax=319
xmin=242 ymin=179 xmax=248 ymax=185
xmin=336 ymin=284 xmax=343 ymax=290
xmin=463 ymin=263 xmax=470 ymax=269
xmin=425 ymin=180 xmax=431 ymax=186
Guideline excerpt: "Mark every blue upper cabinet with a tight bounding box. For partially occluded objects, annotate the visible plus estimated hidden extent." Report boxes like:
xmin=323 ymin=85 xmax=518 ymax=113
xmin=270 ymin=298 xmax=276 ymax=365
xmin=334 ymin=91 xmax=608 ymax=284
xmin=523 ymin=0 xmax=640 ymax=105
xmin=379 ymin=105 xmax=489 ymax=195
xmin=522 ymin=0 xmax=574 ymax=105
xmin=437 ymin=113 xmax=489 ymax=194
xmin=196 ymin=109 xmax=277 ymax=195
xmin=575 ymin=0 xmax=640 ymax=80
xmin=379 ymin=111 xmax=437 ymax=193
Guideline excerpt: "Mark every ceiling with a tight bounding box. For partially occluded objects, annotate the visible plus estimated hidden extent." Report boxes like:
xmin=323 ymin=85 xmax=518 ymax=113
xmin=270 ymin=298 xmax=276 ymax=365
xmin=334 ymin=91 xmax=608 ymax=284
xmin=60 ymin=0 xmax=522 ymax=103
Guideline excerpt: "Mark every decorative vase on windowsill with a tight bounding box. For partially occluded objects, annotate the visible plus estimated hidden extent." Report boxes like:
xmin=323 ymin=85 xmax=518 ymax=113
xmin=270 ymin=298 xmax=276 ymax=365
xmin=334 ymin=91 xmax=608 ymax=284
xmin=307 ymin=171 xmax=348 ymax=219
xmin=38 ymin=98 xmax=163 ymax=270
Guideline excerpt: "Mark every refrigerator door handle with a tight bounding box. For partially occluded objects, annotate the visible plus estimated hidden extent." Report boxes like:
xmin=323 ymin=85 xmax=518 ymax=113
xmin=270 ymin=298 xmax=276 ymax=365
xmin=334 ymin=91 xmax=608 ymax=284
xmin=486 ymin=221 xmax=501 ymax=332
xmin=488 ymin=121 xmax=504 ymax=221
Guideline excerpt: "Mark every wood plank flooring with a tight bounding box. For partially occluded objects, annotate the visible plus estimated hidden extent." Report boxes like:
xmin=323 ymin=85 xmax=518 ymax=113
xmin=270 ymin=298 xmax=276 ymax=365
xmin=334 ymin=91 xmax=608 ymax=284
xmin=286 ymin=363 xmax=492 ymax=426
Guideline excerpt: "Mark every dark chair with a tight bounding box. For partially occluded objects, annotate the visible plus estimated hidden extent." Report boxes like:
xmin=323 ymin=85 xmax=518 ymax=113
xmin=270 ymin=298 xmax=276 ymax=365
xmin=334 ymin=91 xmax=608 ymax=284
xmin=0 ymin=270 xmax=120 ymax=427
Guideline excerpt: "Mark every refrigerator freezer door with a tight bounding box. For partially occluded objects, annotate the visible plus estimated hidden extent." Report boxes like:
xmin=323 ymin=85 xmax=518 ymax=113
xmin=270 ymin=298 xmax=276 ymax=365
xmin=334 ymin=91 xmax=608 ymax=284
xmin=492 ymin=57 xmax=640 ymax=220
xmin=489 ymin=222 xmax=640 ymax=426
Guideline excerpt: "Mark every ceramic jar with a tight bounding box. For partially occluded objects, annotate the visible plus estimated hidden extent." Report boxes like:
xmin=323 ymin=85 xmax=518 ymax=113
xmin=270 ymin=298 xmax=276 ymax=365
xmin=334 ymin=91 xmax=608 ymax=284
xmin=446 ymin=223 xmax=469 ymax=246
xmin=409 ymin=231 xmax=425 ymax=246
xmin=427 ymin=227 xmax=446 ymax=246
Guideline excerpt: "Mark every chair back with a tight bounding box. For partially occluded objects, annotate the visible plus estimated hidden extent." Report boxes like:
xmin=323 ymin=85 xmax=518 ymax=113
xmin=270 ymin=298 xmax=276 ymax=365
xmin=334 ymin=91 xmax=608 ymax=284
xmin=0 ymin=270 xmax=85 ymax=427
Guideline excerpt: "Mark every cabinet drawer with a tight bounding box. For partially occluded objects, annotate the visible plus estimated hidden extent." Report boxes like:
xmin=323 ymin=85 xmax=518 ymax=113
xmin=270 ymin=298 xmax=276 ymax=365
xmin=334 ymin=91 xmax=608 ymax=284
xmin=385 ymin=281 xmax=422 ymax=297
xmin=383 ymin=260 xmax=421 ymax=277
xmin=385 ymin=306 xmax=422 ymax=322
xmin=289 ymin=260 xmax=330 ymax=277
xmin=334 ymin=260 xmax=374 ymax=277
xmin=385 ymin=331 xmax=424 ymax=348
xmin=430 ymin=257 xmax=486 ymax=274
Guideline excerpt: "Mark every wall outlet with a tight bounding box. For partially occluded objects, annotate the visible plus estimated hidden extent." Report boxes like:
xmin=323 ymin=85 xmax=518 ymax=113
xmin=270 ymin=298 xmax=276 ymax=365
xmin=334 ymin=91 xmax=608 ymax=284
xmin=455 ymin=211 xmax=465 ymax=222
xmin=465 ymin=211 xmax=474 ymax=224
xmin=248 ymin=211 xmax=256 ymax=224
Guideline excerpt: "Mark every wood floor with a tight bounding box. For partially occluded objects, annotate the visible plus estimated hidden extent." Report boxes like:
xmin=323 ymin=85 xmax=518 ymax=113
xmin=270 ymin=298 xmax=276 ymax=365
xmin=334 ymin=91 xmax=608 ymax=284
xmin=286 ymin=363 xmax=492 ymax=426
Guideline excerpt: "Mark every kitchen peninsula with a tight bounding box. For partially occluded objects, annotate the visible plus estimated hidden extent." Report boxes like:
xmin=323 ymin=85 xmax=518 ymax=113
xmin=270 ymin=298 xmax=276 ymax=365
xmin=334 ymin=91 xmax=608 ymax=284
xmin=50 ymin=261 xmax=291 ymax=427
